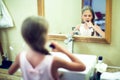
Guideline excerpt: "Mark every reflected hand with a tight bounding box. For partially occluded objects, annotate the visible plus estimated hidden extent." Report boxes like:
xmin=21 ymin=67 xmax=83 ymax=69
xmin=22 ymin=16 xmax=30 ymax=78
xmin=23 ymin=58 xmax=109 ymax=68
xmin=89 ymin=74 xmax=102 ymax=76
xmin=85 ymin=21 xmax=94 ymax=28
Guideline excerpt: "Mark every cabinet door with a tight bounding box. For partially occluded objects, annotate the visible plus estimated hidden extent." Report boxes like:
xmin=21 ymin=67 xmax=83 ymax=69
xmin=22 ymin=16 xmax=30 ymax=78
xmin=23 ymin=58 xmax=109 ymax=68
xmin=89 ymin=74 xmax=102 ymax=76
xmin=0 ymin=41 xmax=4 ymax=56
xmin=0 ymin=74 xmax=21 ymax=80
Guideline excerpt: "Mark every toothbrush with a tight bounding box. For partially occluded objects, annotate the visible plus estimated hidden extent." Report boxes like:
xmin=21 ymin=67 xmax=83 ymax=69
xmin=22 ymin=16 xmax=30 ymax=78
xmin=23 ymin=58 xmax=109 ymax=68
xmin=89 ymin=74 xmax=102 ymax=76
xmin=49 ymin=44 xmax=55 ymax=49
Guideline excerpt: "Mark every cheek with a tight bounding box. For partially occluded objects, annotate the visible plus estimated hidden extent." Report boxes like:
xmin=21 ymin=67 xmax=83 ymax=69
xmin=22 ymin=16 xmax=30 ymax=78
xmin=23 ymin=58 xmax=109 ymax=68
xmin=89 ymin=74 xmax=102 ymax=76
xmin=90 ymin=16 xmax=93 ymax=19
xmin=82 ymin=16 xmax=86 ymax=20
xmin=89 ymin=17 xmax=92 ymax=20
xmin=90 ymin=17 xmax=92 ymax=20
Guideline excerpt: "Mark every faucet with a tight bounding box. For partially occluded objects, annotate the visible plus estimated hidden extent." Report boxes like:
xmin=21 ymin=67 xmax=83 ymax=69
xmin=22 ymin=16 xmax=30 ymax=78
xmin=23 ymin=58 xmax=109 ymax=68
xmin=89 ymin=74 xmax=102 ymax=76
xmin=64 ymin=34 xmax=74 ymax=53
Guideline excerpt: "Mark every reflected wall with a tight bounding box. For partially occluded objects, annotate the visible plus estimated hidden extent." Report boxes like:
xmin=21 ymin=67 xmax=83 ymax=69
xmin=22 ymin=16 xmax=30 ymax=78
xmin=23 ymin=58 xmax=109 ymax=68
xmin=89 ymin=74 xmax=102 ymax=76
xmin=44 ymin=0 xmax=82 ymax=34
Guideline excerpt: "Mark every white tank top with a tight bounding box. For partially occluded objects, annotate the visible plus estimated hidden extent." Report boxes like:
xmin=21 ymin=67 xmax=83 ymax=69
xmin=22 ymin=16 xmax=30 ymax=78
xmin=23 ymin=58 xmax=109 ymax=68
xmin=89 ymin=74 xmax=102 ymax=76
xmin=79 ymin=24 xmax=94 ymax=36
xmin=20 ymin=52 xmax=54 ymax=80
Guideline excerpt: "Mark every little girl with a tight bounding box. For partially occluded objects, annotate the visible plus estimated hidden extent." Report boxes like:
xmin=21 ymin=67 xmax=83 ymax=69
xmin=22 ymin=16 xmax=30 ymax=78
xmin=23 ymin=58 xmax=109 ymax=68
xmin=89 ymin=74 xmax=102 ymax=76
xmin=8 ymin=16 xmax=86 ymax=80
xmin=73 ymin=6 xmax=105 ymax=38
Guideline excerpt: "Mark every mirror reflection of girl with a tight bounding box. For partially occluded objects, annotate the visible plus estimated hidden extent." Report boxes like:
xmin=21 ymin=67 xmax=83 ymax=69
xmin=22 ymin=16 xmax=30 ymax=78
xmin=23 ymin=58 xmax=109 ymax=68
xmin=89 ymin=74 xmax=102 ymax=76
xmin=8 ymin=16 xmax=86 ymax=80
xmin=73 ymin=6 xmax=105 ymax=38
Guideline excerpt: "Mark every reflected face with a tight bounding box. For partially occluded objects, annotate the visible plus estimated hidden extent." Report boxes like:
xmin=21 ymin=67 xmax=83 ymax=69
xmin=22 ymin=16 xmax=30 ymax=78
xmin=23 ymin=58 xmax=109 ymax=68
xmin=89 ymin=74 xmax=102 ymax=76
xmin=82 ymin=10 xmax=93 ymax=22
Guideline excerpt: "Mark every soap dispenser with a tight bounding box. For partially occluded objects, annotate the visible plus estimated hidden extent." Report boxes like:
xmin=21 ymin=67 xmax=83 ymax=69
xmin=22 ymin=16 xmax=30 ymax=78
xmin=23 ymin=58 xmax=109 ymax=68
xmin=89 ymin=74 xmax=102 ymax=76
xmin=90 ymin=56 xmax=108 ymax=80
xmin=95 ymin=56 xmax=103 ymax=80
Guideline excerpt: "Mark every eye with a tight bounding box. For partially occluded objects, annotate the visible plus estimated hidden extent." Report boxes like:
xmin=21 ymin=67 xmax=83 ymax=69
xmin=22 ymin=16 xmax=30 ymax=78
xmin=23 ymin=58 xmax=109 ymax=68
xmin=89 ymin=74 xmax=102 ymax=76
xmin=84 ymin=15 xmax=87 ymax=17
xmin=88 ymin=15 xmax=92 ymax=17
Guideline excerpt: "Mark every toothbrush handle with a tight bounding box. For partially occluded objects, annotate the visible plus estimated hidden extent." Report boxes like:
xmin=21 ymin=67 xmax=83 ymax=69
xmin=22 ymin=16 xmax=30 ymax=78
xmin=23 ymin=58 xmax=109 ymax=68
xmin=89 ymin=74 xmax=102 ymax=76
xmin=49 ymin=44 xmax=55 ymax=49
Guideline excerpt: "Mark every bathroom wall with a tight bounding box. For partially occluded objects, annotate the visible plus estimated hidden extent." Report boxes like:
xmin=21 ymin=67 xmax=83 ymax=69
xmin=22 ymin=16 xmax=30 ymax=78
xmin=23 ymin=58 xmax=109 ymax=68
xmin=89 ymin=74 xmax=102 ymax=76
xmin=0 ymin=0 xmax=120 ymax=66
xmin=0 ymin=0 xmax=38 ymax=60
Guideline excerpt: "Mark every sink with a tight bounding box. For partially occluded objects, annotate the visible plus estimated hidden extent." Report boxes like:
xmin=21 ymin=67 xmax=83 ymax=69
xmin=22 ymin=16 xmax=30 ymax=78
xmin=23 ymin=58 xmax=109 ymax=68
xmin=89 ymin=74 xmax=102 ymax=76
xmin=50 ymin=52 xmax=97 ymax=80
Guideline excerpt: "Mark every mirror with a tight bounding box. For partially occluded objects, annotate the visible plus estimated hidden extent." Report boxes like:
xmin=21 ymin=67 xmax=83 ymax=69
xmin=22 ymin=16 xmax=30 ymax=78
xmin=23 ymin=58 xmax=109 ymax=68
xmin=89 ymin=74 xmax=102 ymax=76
xmin=38 ymin=0 xmax=111 ymax=44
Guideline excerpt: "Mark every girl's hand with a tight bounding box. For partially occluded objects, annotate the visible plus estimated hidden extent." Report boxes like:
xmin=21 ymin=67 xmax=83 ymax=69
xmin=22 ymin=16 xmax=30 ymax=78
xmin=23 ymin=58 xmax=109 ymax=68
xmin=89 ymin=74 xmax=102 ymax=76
xmin=85 ymin=21 xmax=94 ymax=28
xmin=50 ymin=41 xmax=66 ymax=53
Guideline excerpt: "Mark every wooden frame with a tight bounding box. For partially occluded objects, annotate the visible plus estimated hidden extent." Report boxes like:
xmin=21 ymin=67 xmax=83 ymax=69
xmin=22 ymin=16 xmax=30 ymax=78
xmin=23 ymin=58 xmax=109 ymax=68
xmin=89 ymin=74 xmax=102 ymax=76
xmin=37 ymin=0 xmax=44 ymax=16
xmin=38 ymin=0 xmax=112 ymax=44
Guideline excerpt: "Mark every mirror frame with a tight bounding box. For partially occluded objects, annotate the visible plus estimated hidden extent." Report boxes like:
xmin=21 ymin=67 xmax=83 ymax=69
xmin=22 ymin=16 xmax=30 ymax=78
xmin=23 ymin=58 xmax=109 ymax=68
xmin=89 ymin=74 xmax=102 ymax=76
xmin=38 ymin=0 xmax=112 ymax=44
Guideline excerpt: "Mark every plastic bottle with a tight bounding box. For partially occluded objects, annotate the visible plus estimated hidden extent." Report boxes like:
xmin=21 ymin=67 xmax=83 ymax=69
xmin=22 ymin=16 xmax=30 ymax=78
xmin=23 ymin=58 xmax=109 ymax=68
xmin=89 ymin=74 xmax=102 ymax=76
xmin=95 ymin=56 xmax=103 ymax=80
xmin=90 ymin=56 xmax=108 ymax=80
xmin=95 ymin=56 xmax=108 ymax=80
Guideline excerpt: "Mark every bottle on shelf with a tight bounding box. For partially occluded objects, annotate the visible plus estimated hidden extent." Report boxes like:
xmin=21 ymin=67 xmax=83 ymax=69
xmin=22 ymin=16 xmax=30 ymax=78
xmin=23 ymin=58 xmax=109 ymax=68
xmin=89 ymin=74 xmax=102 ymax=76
xmin=90 ymin=56 xmax=108 ymax=80
xmin=95 ymin=56 xmax=103 ymax=80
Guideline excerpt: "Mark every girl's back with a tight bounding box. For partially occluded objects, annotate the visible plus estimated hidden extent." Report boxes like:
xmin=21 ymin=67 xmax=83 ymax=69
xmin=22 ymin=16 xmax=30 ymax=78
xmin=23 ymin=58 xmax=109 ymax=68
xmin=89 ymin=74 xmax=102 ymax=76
xmin=20 ymin=51 xmax=54 ymax=80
